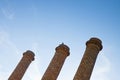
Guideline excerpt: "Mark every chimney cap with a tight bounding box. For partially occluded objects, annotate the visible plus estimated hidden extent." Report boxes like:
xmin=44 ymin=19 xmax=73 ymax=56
xmin=55 ymin=43 xmax=70 ymax=56
xmin=23 ymin=50 xmax=35 ymax=61
xmin=86 ymin=37 xmax=103 ymax=51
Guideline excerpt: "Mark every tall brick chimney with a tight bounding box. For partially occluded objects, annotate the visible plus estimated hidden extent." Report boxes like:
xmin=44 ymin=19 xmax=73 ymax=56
xmin=8 ymin=50 xmax=35 ymax=80
xmin=73 ymin=38 xmax=103 ymax=80
xmin=41 ymin=43 xmax=70 ymax=80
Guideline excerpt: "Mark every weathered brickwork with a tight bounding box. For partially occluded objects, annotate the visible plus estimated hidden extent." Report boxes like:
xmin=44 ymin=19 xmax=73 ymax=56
xmin=41 ymin=43 xmax=70 ymax=80
xmin=8 ymin=37 xmax=103 ymax=80
xmin=8 ymin=50 xmax=35 ymax=80
xmin=73 ymin=38 xmax=103 ymax=80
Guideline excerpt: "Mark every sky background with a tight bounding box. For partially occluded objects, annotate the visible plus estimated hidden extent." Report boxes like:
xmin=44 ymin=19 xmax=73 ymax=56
xmin=0 ymin=0 xmax=120 ymax=80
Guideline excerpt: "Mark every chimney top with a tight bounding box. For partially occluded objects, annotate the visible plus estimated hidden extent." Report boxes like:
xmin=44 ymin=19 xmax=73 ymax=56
xmin=23 ymin=50 xmax=35 ymax=61
xmin=86 ymin=37 xmax=103 ymax=51
xmin=55 ymin=43 xmax=70 ymax=56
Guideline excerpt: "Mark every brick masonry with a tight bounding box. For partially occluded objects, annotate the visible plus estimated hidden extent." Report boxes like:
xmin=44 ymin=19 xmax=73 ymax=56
xmin=8 ymin=37 xmax=103 ymax=80
xmin=73 ymin=38 xmax=103 ymax=80
xmin=8 ymin=50 xmax=35 ymax=80
xmin=41 ymin=43 xmax=70 ymax=80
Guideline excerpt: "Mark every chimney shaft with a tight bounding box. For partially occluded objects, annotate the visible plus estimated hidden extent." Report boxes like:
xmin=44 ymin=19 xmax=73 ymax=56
xmin=73 ymin=38 xmax=103 ymax=80
xmin=8 ymin=50 xmax=35 ymax=80
xmin=42 ymin=43 xmax=70 ymax=80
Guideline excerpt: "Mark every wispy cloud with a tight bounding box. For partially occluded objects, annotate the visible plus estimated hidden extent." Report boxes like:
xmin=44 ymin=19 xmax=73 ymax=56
xmin=1 ymin=7 xmax=14 ymax=20
xmin=22 ymin=42 xmax=42 ymax=80
xmin=0 ymin=30 xmax=112 ymax=80
xmin=23 ymin=59 xmax=42 ymax=80
xmin=0 ymin=64 xmax=10 ymax=80
xmin=0 ymin=30 xmax=19 ymax=54
xmin=0 ymin=30 xmax=20 ymax=80
xmin=0 ymin=31 xmax=41 ymax=80
xmin=91 ymin=52 xmax=111 ymax=80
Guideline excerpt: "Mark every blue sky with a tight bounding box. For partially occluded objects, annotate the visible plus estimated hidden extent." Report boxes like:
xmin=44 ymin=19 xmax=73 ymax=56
xmin=0 ymin=0 xmax=120 ymax=80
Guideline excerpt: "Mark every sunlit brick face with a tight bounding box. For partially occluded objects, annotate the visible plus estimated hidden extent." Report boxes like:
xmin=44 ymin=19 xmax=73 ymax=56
xmin=8 ymin=50 xmax=35 ymax=80
xmin=41 ymin=43 xmax=70 ymax=80
xmin=73 ymin=38 xmax=103 ymax=80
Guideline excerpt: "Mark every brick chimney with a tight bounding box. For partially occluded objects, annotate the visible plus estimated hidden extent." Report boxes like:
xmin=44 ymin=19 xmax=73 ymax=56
xmin=8 ymin=50 xmax=35 ymax=80
xmin=42 ymin=43 xmax=70 ymax=80
xmin=73 ymin=38 xmax=103 ymax=80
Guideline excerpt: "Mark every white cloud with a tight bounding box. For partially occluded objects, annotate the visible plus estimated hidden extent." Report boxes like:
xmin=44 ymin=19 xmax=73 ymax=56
xmin=0 ymin=30 xmax=112 ymax=80
xmin=23 ymin=59 xmax=42 ymax=80
xmin=0 ymin=30 xmax=42 ymax=80
xmin=0 ymin=31 xmax=8 ymax=45
xmin=91 ymin=52 xmax=111 ymax=80
xmin=22 ymin=42 xmax=42 ymax=80
xmin=0 ymin=30 xmax=20 ymax=80
xmin=0 ymin=65 xmax=9 ymax=80
xmin=24 ymin=42 xmax=42 ymax=80
xmin=0 ymin=31 xmax=19 ymax=54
